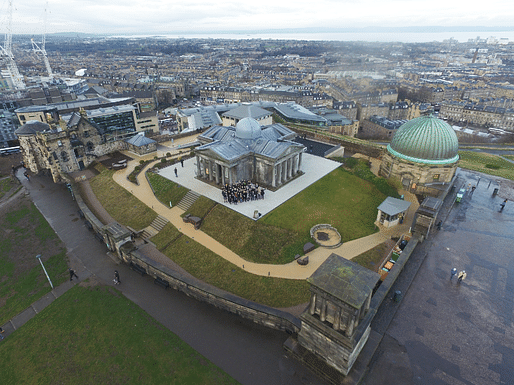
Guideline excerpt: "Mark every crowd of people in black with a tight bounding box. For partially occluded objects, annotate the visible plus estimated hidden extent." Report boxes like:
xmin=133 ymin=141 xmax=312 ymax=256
xmin=222 ymin=180 xmax=265 ymax=204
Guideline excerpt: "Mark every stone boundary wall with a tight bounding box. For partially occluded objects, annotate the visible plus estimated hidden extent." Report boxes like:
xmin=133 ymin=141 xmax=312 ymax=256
xmin=63 ymin=176 xmax=105 ymax=235
xmin=370 ymin=235 xmax=420 ymax=311
xmin=121 ymin=249 xmax=302 ymax=335
xmin=323 ymin=145 xmax=342 ymax=158
xmin=64 ymin=174 xmax=302 ymax=335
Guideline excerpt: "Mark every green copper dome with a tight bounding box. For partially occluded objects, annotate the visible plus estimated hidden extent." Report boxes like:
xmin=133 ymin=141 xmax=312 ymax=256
xmin=387 ymin=115 xmax=459 ymax=165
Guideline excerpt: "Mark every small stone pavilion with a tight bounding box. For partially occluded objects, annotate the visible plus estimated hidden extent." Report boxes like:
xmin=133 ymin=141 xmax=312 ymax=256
xmin=195 ymin=117 xmax=305 ymax=189
xmin=376 ymin=196 xmax=412 ymax=227
xmin=285 ymin=254 xmax=380 ymax=381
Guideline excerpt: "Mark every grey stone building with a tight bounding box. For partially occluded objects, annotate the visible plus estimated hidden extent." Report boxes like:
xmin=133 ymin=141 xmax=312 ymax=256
xmin=195 ymin=118 xmax=305 ymax=189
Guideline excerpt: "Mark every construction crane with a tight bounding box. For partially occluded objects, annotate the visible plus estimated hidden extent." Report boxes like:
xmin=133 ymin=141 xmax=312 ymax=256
xmin=31 ymin=0 xmax=53 ymax=79
xmin=0 ymin=0 xmax=25 ymax=90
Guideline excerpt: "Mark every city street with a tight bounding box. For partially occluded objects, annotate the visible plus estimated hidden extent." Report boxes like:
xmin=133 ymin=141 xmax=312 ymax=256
xmin=363 ymin=169 xmax=514 ymax=385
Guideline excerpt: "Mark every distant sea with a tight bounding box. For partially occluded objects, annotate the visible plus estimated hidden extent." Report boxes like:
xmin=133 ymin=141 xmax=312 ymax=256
xmin=113 ymin=31 xmax=514 ymax=43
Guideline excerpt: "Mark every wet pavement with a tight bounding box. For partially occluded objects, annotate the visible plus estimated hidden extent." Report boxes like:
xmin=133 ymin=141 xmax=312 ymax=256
xmin=363 ymin=169 xmax=514 ymax=385
xmin=13 ymin=170 xmax=325 ymax=385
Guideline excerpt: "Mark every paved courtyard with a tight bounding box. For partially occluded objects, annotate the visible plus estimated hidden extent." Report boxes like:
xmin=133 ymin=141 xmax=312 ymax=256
xmin=363 ymin=169 xmax=514 ymax=385
xmin=158 ymin=153 xmax=341 ymax=219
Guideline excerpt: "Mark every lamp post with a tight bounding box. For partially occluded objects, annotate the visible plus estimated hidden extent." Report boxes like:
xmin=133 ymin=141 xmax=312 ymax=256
xmin=36 ymin=254 xmax=54 ymax=289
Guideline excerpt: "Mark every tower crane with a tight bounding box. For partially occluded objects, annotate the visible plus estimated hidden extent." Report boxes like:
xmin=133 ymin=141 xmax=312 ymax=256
xmin=31 ymin=0 xmax=53 ymax=79
xmin=0 ymin=0 xmax=25 ymax=90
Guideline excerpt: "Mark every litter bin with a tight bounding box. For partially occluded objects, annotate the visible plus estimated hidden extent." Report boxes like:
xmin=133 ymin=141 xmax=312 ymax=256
xmin=393 ymin=290 xmax=402 ymax=303
xmin=493 ymin=188 xmax=499 ymax=196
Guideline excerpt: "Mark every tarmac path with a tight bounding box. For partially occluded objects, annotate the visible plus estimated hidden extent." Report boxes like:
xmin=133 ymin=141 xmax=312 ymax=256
xmin=108 ymin=135 xmax=418 ymax=279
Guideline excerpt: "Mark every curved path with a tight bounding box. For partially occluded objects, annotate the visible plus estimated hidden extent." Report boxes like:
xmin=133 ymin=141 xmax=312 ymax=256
xmin=111 ymin=136 xmax=419 ymax=280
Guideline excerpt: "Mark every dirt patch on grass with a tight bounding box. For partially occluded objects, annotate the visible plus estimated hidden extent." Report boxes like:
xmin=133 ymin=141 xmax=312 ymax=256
xmin=79 ymin=276 xmax=102 ymax=288
xmin=0 ymin=152 xmax=22 ymax=177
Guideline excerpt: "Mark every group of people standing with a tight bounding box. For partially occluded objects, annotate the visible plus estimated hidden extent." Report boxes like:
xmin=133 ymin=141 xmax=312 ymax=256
xmin=221 ymin=181 xmax=265 ymax=204
xmin=450 ymin=267 xmax=467 ymax=283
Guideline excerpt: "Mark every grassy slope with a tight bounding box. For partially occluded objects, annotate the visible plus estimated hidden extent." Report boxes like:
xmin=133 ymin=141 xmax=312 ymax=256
xmin=182 ymin=195 xmax=217 ymax=218
xmin=89 ymin=166 xmax=157 ymax=231
xmin=153 ymin=224 xmax=310 ymax=308
xmin=147 ymin=172 xmax=189 ymax=207
xmin=458 ymin=151 xmax=514 ymax=180
xmin=160 ymin=234 xmax=310 ymax=308
xmin=0 ymin=285 xmax=239 ymax=385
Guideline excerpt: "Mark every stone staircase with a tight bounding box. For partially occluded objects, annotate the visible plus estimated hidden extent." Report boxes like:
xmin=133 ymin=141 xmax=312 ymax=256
xmin=141 ymin=215 xmax=169 ymax=239
xmin=176 ymin=191 xmax=201 ymax=211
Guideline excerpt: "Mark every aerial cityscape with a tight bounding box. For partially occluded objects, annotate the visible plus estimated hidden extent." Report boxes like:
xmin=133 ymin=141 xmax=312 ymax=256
xmin=1 ymin=0 xmax=514 ymax=384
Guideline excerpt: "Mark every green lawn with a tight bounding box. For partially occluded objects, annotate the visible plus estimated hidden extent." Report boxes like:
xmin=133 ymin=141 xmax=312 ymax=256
xmin=458 ymin=151 xmax=514 ymax=180
xmin=147 ymin=171 xmax=189 ymax=207
xmin=201 ymin=206 xmax=306 ymax=264
xmin=159 ymin=234 xmax=310 ymax=308
xmin=89 ymin=165 xmax=157 ymax=230
xmin=0 ymin=198 xmax=68 ymax=325
xmin=182 ymin=196 xmax=217 ymax=218
xmin=0 ymin=285 xmax=239 ymax=385
xmin=504 ymin=154 xmax=514 ymax=162
xmin=200 ymin=167 xmax=385 ymax=264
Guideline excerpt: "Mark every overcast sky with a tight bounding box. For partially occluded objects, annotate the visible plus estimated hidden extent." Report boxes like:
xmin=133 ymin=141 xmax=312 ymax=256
xmin=1 ymin=0 xmax=514 ymax=35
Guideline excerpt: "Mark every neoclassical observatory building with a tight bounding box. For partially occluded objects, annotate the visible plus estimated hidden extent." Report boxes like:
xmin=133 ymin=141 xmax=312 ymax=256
xmin=379 ymin=115 xmax=459 ymax=196
xmin=195 ymin=117 xmax=305 ymax=189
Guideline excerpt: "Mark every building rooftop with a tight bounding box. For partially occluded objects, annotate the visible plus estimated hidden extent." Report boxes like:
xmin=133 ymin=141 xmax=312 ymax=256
xmin=308 ymin=254 xmax=380 ymax=309
xmin=387 ymin=115 xmax=459 ymax=165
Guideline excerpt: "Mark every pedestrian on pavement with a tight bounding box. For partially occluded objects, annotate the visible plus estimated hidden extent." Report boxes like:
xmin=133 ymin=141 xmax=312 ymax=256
xmin=500 ymin=199 xmax=507 ymax=212
xmin=180 ymin=158 xmax=184 ymax=167
xmin=174 ymin=167 xmax=178 ymax=177
xmin=471 ymin=185 xmax=476 ymax=193
xmin=114 ymin=270 xmax=120 ymax=285
xmin=450 ymin=268 xmax=458 ymax=280
xmin=477 ymin=177 xmax=481 ymax=186
xmin=69 ymin=268 xmax=78 ymax=281
xmin=488 ymin=181 xmax=492 ymax=188
xmin=0 ymin=327 xmax=4 ymax=340
xmin=457 ymin=270 xmax=467 ymax=283
xmin=24 ymin=170 xmax=30 ymax=180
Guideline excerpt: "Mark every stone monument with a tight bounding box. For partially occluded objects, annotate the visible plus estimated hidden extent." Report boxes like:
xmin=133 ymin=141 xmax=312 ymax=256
xmin=285 ymin=253 xmax=380 ymax=383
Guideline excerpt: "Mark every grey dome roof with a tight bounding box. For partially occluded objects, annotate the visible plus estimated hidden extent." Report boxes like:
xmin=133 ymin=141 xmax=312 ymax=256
xmin=387 ymin=115 xmax=459 ymax=165
xmin=15 ymin=120 xmax=51 ymax=136
xmin=235 ymin=117 xmax=262 ymax=140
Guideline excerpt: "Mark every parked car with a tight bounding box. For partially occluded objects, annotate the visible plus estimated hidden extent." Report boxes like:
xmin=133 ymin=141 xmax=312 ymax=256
xmin=456 ymin=188 xmax=466 ymax=202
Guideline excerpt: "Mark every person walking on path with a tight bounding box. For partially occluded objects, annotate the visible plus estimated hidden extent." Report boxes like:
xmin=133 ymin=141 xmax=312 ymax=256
xmin=450 ymin=268 xmax=458 ymax=280
xmin=0 ymin=327 xmax=5 ymax=340
xmin=457 ymin=270 xmax=467 ymax=283
xmin=69 ymin=268 xmax=78 ymax=281
xmin=174 ymin=167 xmax=178 ymax=177
xmin=180 ymin=158 xmax=184 ymax=167
xmin=500 ymin=199 xmax=507 ymax=212
xmin=113 ymin=270 xmax=121 ymax=285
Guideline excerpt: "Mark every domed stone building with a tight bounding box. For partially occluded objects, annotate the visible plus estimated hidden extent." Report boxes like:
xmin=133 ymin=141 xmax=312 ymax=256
xmin=379 ymin=115 xmax=459 ymax=195
xmin=195 ymin=117 xmax=305 ymax=189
